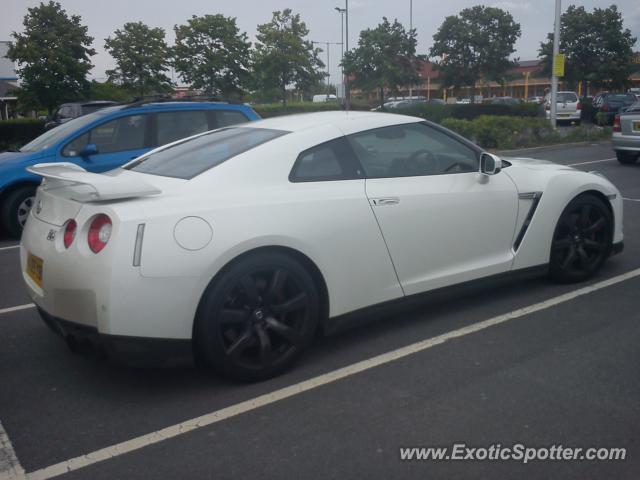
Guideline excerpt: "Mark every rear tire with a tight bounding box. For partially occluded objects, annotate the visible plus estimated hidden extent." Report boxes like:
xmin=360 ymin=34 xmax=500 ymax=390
xmin=0 ymin=186 xmax=37 ymax=238
xmin=549 ymin=194 xmax=612 ymax=283
xmin=194 ymin=252 xmax=320 ymax=381
xmin=616 ymin=151 xmax=638 ymax=165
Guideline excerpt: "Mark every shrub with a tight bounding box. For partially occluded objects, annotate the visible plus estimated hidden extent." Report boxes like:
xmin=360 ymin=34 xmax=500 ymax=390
xmin=394 ymin=102 xmax=541 ymax=123
xmin=253 ymin=100 xmax=373 ymax=118
xmin=0 ymin=119 xmax=46 ymax=152
xmin=441 ymin=115 xmax=561 ymax=149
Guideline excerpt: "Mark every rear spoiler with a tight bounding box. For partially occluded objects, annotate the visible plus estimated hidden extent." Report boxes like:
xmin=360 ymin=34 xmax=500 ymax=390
xmin=27 ymin=162 xmax=161 ymax=202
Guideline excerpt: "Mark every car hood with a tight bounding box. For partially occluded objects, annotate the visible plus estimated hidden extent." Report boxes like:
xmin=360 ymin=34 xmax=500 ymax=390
xmin=501 ymin=157 xmax=576 ymax=172
xmin=0 ymin=149 xmax=50 ymax=168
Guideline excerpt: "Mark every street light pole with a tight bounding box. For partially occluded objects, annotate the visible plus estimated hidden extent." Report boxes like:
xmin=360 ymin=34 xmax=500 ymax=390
xmin=335 ymin=7 xmax=346 ymax=101
xmin=550 ymin=0 xmax=561 ymax=129
xmin=409 ymin=0 xmax=413 ymax=98
xmin=312 ymin=41 xmax=342 ymax=100
xmin=345 ymin=0 xmax=350 ymax=110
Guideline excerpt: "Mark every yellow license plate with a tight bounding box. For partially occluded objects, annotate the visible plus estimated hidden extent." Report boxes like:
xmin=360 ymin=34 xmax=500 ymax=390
xmin=633 ymin=121 xmax=640 ymax=132
xmin=27 ymin=252 xmax=43 ymax=288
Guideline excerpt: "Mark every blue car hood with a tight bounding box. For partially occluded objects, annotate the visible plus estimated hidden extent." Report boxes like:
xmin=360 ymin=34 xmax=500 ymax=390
xmin=0 ymin=150 xmax=49 ymax=166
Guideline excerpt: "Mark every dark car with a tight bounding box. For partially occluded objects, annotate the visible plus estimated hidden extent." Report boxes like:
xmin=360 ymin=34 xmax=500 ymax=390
xmin=490 ymin=96 xmax=522 ymax=105
xmin=44 ymin=101 xmax=118 ymax=130
xmin=594 ymin=93 xmax=637 ymax=125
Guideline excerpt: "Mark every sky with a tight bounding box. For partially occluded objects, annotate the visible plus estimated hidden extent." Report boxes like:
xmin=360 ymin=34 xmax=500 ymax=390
xmin=2 ymin=0 xmax=639 ymax=86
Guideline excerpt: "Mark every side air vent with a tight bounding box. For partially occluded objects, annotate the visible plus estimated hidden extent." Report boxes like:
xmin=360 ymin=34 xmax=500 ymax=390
xmin=514 ymin=192 xmax=543 ymax=251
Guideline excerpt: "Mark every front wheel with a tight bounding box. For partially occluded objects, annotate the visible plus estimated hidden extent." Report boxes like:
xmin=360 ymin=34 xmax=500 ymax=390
xmin=549 ymin=194 xmax=612 ymax=283
xmin=195 ymin=252 xmax=320 ymax=381
xmin=1 ymin=186 xmax=37 ymax=238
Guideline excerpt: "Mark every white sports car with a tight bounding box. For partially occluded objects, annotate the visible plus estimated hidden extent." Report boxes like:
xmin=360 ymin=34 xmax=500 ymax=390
xmin=21 ymin=111 xmax=624 ymax=380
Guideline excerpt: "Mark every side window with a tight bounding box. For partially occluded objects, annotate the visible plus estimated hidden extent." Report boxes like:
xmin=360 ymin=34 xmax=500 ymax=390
xmin=215 ymin=110 xmax=249 ymax=128
xmin=290 ymin=137 xmax=361 ymax=182
xmin=156 ymin=110 xmax=209 ymax=145
xmin=348 ymin=123 xmax=478 ymax=178
xmin=57 ymin=106 xmax=73 ymax=119
xmin=62 ymin=132 xmax=90 ymax=157
xmin=62 ymin=114 xmax=147 ymax=157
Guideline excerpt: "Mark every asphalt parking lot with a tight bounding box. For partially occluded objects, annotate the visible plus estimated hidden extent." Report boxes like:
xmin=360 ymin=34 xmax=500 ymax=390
xmin=1 ymin=141 xmax=639 ymax=479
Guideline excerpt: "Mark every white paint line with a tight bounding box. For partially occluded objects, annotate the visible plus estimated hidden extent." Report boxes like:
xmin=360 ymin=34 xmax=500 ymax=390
xmin=0 ymin=304 xmax=35 ymax=316
xmin=623 ymin=197 xmax=640 ymax=203
xmin=25 ymin=267 xmax=640 ymax=480
xmin=567 ymin=157 xmax=616 ymax=166
xmin=0 ymin=246 xmax=19 ymax=252
xmin=0 ymin=421 xmax=26 ymax=480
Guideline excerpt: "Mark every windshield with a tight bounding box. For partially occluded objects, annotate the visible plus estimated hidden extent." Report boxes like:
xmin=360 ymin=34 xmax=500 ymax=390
xmin=606 ymin=94 xmax=636 ymax=103
xmin=20 ymin=108 xmax=119 ymax=152
xmin=125 ymin=127 xmax=288 ymax=179
xmin=556 ymin=93 xmax=578 ymax=103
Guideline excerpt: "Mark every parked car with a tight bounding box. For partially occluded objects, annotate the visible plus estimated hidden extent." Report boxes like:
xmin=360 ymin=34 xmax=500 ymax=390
xmin=612 ymin=102 xmax=640 ymax=164
xmin=526 ymin=96 xmax=544 ymax=104
xmin=44 ymin=101 xmax=118 ymax=130
xmin=491 ymin=96 xmax=522 ymax=106
xmin=594 ymin=93 xmax=637 ymax=125
xmin=21 ymin=111 xmax=623 ymax=380
xmin=544 ymin=91 xmax=581 ymax=124
xmin=0 ymin=99 xmax=260 ymax=236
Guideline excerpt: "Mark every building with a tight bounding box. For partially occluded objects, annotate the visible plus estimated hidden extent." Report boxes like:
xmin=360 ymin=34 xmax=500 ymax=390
xmin=0 ymin=41 xmax=19 ymax=120
xmin=352 ymin=59 xmax=640 ymax=102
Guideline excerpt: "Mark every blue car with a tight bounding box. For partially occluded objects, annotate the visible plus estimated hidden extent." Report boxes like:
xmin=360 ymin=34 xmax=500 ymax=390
xmin=0 ymin=100 xmax=260 ymax=236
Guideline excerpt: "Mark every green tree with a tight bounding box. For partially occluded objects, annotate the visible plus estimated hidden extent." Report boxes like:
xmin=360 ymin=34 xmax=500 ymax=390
xmin=251 ymin=9 xmax=324 ymax=105
xmin=539 ymin=5 xmax=637 ymax=95
xmin=342 ymin=18 xmax=420 ymax=108
xmin=7 ymin=1 xmax=95 ymax=114
xmin=429 ymin=6 xmax=521 ymax=103
xmin=105 ymin=22 xmax=172 ymax=98
xmin=173 ymin=15 xmax=251 ymax=97
xmin=87 ymin=80 xmax=133 ymax=103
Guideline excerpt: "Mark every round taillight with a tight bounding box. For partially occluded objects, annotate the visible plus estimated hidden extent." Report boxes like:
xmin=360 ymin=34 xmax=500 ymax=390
xmin=63 ymin=219 xmax=77 ymax=249
xmin=87 ymin=214 xmax=112 ymax=254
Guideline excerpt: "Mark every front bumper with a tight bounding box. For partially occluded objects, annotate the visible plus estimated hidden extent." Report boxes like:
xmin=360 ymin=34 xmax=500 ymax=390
xmin=37 ymin=307 xmax=192 ymax=366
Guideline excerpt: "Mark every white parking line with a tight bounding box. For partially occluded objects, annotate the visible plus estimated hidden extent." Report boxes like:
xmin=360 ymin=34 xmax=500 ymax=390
xmin=0 ymin=246 xmax=19 ymax=252
xmin=24 ymin=267 xmax=640 ymax=480
xmin=0 ymin=304 xmax=35 ymax=316
xmin=567 ymin=157 xmax=616 ymax=166
xmin=0 ymin=420 xmax=25 ymax=480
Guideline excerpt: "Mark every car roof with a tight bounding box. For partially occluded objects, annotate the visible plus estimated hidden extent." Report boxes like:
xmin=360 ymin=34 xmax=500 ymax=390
xmin=241 ymin=111 xmax=418 ymax=133
xmin=88 ymin=101 xmax=254 ymax=117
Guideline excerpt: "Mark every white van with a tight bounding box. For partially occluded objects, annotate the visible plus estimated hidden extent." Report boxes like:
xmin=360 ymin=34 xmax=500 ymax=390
xmin=312 ymin=94 xmax=338 ymax=103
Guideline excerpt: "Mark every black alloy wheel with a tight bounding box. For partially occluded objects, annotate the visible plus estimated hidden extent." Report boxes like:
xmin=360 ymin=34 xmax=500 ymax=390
xmin=195 ymin=252 xmax=319 ymax=381
xmin=549 ymin=194 xmax=612 ymax=283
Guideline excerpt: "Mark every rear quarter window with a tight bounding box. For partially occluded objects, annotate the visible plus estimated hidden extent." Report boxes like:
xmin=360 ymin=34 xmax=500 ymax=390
xmin=126 ymin=127 xmax=287 ymax=179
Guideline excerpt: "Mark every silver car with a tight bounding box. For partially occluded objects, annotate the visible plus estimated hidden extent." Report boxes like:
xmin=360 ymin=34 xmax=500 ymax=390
xmin=612 ymin=102 xmax=640 ymax=164
xmin=544 ymin=91 xmax=581 ymax=124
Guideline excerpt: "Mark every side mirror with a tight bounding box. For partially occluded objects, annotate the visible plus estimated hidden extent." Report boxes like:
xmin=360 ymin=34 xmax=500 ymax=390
xmin=480 ymin=152 xmax=502 ymax=175
xmin=79 ymin=143 xmax=98 ymax=158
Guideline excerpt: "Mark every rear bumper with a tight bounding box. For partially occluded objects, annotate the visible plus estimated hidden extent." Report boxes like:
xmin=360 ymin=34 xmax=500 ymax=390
xmin=545 ymin=111 xmax=581 ymax=121
xmin=612 ymin=134 xmax=640 ymax=152
xmin=37 ymin=307 xmax=193 ymax=366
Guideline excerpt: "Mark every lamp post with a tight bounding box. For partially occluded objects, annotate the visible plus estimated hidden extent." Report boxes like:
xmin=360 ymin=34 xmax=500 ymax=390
xmin=409 ymin=0 xmax=413 ymax=99
xmin=345 ymin=0 xmax=350 ymax=110
xmin=312 ymin=41 xmax=342 ymax=100
xmin=335 ymin=7 xmax=346 ymax=100
xmin=550 ymin=0 xmax=561 ymax=128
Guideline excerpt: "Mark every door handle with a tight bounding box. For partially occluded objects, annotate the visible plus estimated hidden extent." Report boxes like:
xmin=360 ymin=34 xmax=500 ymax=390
xmin=370 ymin=197 xmax=400 ymax=206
